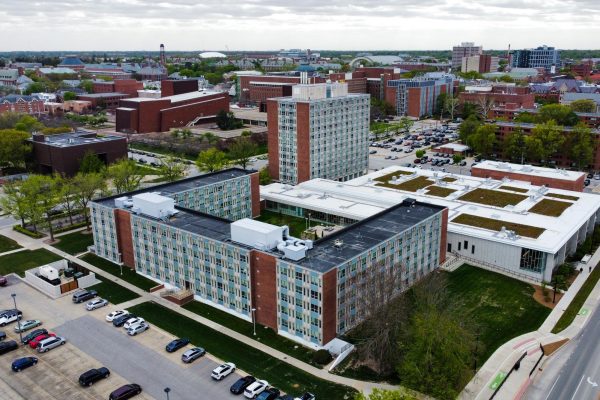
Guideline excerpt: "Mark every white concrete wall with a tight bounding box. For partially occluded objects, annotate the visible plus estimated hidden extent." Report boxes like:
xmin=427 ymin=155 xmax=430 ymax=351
xmin=24 ymin=270 xmax=61 ymax=298
xmin=77 ymin=272 xmax=98 ymax=289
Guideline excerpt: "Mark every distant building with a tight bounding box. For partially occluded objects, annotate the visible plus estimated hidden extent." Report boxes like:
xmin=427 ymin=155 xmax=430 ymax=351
xmin=511 ymin=46 xmax=561 ymax=71
xmin=451 ymin=42 xmax=482 ymax=71
xmin=386 ymin=75 xmax=455 ymax=118
xmin=0 ymin=69 xmax=19 ymax=87
xmin=77 ymin=92 xmax=130 ymax=109
xmin=30 ymin=131 xmax=127 ymax=176
xmin=93 ymin=79 xmax=143 ymax=98
xmin=57 ymin=55 xmax=85 ymax=71
xmin=458 ymin=84 xmax=535 ymax=115
xmin=267 ymin=81 xmax=370 ymax=184
xmin=138 ymin=65 xmax=167 ymax=81
xmin=461 ymin=55 xmax=499 ymax=74
xmin=561 ymin=93 xmax=600 ymax=113
xmin=0 ymin=94 xmax=45 ymax=114
xmin=36 ymin=67 xmax=77 ymax=77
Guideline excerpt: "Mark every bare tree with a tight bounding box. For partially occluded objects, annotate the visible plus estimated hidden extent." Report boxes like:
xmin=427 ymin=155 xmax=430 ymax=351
xmin=476 ymin=96 xmax=495 ymax=120
xmin=444 ymin=97 xmax=459 ymax=121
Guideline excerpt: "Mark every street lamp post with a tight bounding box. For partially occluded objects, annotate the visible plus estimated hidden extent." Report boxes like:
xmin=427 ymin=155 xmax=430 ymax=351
xmin=11 ymin=294 xmax=23 ymax=344
xmin=251 ymin=308 xmax=257 ymax=336
xmin=164 ymin=387 xmax=171 ymax=400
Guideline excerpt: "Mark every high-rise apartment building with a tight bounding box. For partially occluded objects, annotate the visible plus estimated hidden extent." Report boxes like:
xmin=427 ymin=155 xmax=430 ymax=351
xmin=385 ymin=74 xmax=455 ymax=118
xmin=511 ymin=45 xmax=561 ymax=71
xmin=267 ymin=82 xmax=370 ymax=185
xmin=461 ymin=55 xmax=499 ymax=74
xmin=451 ymin=42 xmax=483 ymax=71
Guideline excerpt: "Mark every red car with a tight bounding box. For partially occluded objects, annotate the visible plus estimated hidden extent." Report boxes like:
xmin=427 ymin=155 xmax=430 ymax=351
xmin=29 ymin=333 xmax=56 ymax=349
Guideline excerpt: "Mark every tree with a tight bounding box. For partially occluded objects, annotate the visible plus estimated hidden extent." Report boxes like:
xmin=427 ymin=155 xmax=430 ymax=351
xmin=196 ymin=148 xmax=229 ymax=172
xmin=435 ymin=92 xmax=448 ymax=118
xmin=568 ymin=123 xmax=594 ymax=171
xmin=108 ymin=158 xmax=143 ymax=194
xmin=79 ymin=150 xmax=105 ymax=173
xmin=27 ymin=175 xmax=61 ymax=241
xmin=13 ymin=115 xmax=43 ymax=132
xmin=397 ymin=117 xmax=414 ymax=134
xmin=503 ymin=126 xmax=527 ymax=164
xmin=215 ymin=110 xmax=243 ymax=130
xmin=228 ymin=137 xmax=258 ymax=169
xmin=259 ymin=167 xmax=272 ymax=185
xmin=0 ymin=129 xmax=31 ymax=168
xmin=55 ymin=175 xmax=78 ymax=226
xmin=538 ymin=104 xmax=579 ymax=126
xmin=73 ymin=172 xmax=107 ymax=230
xmin=415 ymin=150 xmax=425 ymax=159
xmin=461 ymin=102 xmax=477 ymax=120
xmin=468 ymin=124 xmax=497 ymax=157
xmin=0 ymin=180 xmax=30 ymax=227
xmin=570 ymin=99 xmax=597 ymax=113
xmin=530 ymin=120 xmax=565 ymax=164
xmin=202 ymin=132 xmax=220 ymax=145
xmin=63 ymin=91 xmax=77 ymax=101
xmin=514 ymin=112 xmax=538 ymax=124
xmin=158 ymin=157 xmax=186 ymax=182
xmin=452 ymin=154 xmax=464 ymax=164
xmin=23 ymin=81 xmax=48 ymax=95
xmin=444 ymin=97 xmax=459 ymax=121
xmin=79 ymin=80 xmax=94 ymax=93
xmin=476 ymin=96 xmax=495 ymax=120
xmin=458 ymin=116 xmax=481 ymax=144
xmin=355 ymin=389 xmax=417 ymax=400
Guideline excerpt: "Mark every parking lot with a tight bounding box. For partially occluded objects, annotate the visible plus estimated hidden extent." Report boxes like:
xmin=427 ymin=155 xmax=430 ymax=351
xmin=0 ymin=277 xmax=247 ymax=400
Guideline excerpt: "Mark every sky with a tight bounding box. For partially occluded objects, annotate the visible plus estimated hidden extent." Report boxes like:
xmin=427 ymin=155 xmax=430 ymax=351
xmin=1 ymin=0 xmax=600 ymax=51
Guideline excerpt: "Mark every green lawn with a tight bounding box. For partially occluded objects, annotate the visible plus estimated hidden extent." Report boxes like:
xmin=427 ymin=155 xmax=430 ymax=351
xmin=88 ymin=276 xmax=140 ymax=305
xmin=182 ymin=301 xmax=317 ymax=365
xmin=0 ymin=234 xmax=21 ymax=253
xmin=255 ymin=210 xmax=309 ymax=238
xmin=80 ymin=253 xmax=158 ymax=291
xmin=452 ymin=213 xmax=545 ymax=239
xmin=52 ymin=231 xmax=94 ymax=255
xmin=446 ymin=265 xmax=551 ymax=364
xmin=0 ymin=249 xmax=62 ymax=277
xmin=458 ymin=188 xmax=528 ymax=207
xmin=553 ymin=265 xmax=600 ymax=333
xmin=129 ymin=302 xmax=356 ymax=399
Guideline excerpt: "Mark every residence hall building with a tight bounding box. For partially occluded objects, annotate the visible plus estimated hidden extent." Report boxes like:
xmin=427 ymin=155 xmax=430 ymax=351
xmin=93 ymin=79 xmax=143 ymax=98
xmin=471 ymin=161 xmax=586 ymax=192
xmin=30 ymin=130 xmax=127 ymax=176
xmin=0 ymin=94 xmax=44 ymax=114
xmin=385 ymin=75 xmax=454 ymax=118
xmin=261 ymin=165 xmax=600 ymax=284
xmin=458 ymin=84 xmax=535 ymax=115
xmin=267 ymin=82 xmax=370 ymax=185
xmin=89 ymin=169 xmax=448 ymax=348
xmin=451 ymin=42 xmax=483 ymax=71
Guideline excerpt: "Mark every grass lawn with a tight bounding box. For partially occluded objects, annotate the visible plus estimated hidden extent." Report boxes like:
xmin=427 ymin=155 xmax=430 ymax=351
xmin=52 ymin=230 xmax=94 ymax=255
xmin=0 ymin=234 xmax=21 ymax=253
xmin=130 ymin=302 xmax=356 ymax=399
xmin=452 ymin=214 xmax=545 ymax=238
xmin=552 ymin=265 xmax=600 ymax=333
xmin=373 ymin=170 xmax=414 ymax=183
xmin=129 ymin=142 xmax=196 ymax=161
xmin=88 ymin=276 xmax=139 ymax=305
xmin=376 ymin=176 xmax=434 ymax=192
xmin=499 ymin=185 xmax=529 ymax=193
xmin=446 ymin=265 xmax=551 ymax=365
xmin=441 ymin=177 xmax=457 ymax=183
xmin=255 ymin=210 xmax=308 ymax=238
xmin=183 ymin=301 xmax=317 ymax=365
xmin=0 ymin=249 xmax=61 ymax=277
xmin=425 ymin=186 xmax=456 ymax=197
xmin=80 ymin=253 xmax=158 ymax=291
xmin=546 ymin=193 xmax=579 ymax=201
xmin=528 ymin=199 xmax=572 ymax=217
xmin=458 ymin=188 xmax=527 ymax=207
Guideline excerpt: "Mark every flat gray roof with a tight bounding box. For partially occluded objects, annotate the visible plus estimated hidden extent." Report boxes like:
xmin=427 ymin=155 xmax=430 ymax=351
xmin=31 ymin=131 xmax=125 ymax=147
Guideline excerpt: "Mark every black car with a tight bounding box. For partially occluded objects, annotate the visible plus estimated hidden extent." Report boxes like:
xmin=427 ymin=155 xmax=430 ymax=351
xmin=256 ymin=388 xmax=281 ymax=400
xmin=0 ymin=331 xmax=5 ymax=341
xmin=230 ymin=375 xmax=256 ymax=395
xmin=0 ymin=340 xmax=18 ymax=355
xmin=72 ymin=289 xmax=98 ymax=304
xmin=109 ymin=383 xmax=142 ymax=400
xmin=585 ymin=179 xmax=591 ymax=186
xmin=165 ymin=338 xmax=191 ymax=353
xmin=277 ymin=396 xmax=294 ymax=400
xmin=12 ymin=356 xmax=38 ymax=372
xmin=587 ymin=173 xmax=594 ymax=179
xmin=79 ymin=367 xmax=110 ymax=386
xmin=112 ymin=314 xmax=134 ymax=327
xmin=21 ymin=328 xmax=48 ymax=345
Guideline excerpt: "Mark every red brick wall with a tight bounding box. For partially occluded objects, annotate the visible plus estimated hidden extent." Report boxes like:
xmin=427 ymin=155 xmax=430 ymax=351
xmin=114 ymin=209 xmax=135 ymax=268
xmin=459 ymin=92 xmax=535 ymax=112
xmin=114 ymin=80 xmax=143 ymax=97
xmin=296 ymin=102 xmax=311 ymax=183
xmin=267 ymin=99 xmax=280 ymax=180
xmin=160 ymin=94 xmax=229 ymax=132
xmin=250 ymin=172 xmax=261 ymax=217
xmin=322 ymin=269 xmax=337 ymax=344
xmin=407 ymin=87 xmax=422 ymax=117
xmin=0 ymin=99 xmax=45 ymax=114
xmin=471 ymin=167 xmax=585 ymax=191
xmin=250 ymin=251 xmax=278 ymax=330
xmin=161 ymin=80 xmax=198 ymax=97
xmin=439 ymin=208 xmax=448 ymax=264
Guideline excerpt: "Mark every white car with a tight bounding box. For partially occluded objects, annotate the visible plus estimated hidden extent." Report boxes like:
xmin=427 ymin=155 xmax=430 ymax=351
xmin=86 ymin=298 xmax=108 ymax=311
xmin=105 ymin=310 xmax=127 ymax=322
xmin=123 ymin=317 xmax=145 ymax=330
xmin=127 ymin=322 xmax=149 ymax=336
xmin=244 ymin=380 xmax=268 ymax=398
xmin=211 ymin=362 xmax=236 ymax=380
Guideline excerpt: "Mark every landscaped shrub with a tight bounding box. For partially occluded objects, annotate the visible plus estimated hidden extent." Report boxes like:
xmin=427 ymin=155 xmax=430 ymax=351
xmin=13 ymin=225 xmax=44 ymax=238
xmin=313 ymin=349 xmax=333 ymax=365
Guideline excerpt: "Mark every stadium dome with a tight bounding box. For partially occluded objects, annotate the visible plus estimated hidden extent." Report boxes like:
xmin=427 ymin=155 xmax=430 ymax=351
xmin=199 ymin=52 xmax=227 ymax=59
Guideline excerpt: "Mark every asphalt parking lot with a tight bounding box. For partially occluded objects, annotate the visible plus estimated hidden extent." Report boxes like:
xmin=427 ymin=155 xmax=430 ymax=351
xmin=0 ymin=278 xmax=245 ymax=400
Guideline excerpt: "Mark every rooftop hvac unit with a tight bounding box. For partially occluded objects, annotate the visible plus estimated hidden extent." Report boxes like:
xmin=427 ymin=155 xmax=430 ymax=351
xmin=334 ymin=239 xmax=344 ymax=249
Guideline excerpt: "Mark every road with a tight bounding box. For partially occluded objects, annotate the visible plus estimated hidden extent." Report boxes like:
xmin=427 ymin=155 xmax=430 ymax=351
xmin=526 ymin=305 xmax=600 ymax=400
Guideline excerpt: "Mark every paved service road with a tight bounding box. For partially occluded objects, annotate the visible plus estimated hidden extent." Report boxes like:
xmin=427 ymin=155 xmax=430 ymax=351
xmin=55 ymin=315 xmax=239 ymax=400
xmin=527 ymin=305 xmax=600 ymax=400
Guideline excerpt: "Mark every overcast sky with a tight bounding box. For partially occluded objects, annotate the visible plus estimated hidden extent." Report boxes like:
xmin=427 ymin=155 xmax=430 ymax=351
xmin=1 ymin=0 xmax=599 ymax=51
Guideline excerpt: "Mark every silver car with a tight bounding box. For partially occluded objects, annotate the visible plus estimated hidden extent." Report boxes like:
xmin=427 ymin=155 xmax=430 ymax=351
xmin=86 ymin=298 xmax=108 ymax=311
xmin=181 ymin=347 xmax=206 ymax=363
xmin=37 ymin=336 xmax=66 ymax=353
xmin=127 ymin=322 xmax=149 ymax=336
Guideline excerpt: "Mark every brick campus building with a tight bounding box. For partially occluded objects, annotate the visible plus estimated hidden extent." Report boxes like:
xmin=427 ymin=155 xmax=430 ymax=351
xmin=89 ymin=168 xmax=447 ymax=347
xmin=116 ymin=80 xmax=229 ymax=133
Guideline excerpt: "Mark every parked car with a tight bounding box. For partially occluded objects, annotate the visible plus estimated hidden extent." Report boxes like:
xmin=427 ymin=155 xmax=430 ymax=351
xmin=296 ymin=393 xmax=316 ymax=400
xmin=11 ymin=356 xmax=37 ymax=372
xmin=212 ymin=362 xmax=236 ymax=380
xmin=109 ymin=383 xmax=142 ymax=400
xmin=106 ymin=310 xmax=127 ymax=322
xmin=391 ymin=156 xmax=398 ymax=160
xmin=37 ymin=336 xmax=66 ymax=352
xmin=126 ymin=322 xmax=149 ymax=336
xmin=72 ymin=290 xmax=97 ymax=304
xmin=244 ymin=380 xmax=269 ymax=398
xmin=414 ymin=159 xmax=421 ymax=164
xmin=256 ymin=388 xmax=281 ymax=400
xmin=0 ymin=309 xmax=22 ymax=327
xmin=86 ymin=298 xmax=108 ymax=311
xmin=587 ymin=173 xmax=594 ymax=179
xmin=459 ymin=161 xmax=467 ymax=166
xmin=277 ymin=396 xmax=294 ymax=400
xmin=113 ymin=314 xmax=134 ymax=327
xmin=21 ymin=328 xmax=47 ymax=345
xmin=404 ymin=148 xmax=412 ymax=153
xmin=0 ymin=340 xmax=18 ymax=355
xmin=79 ymin=367 xmax=110 ymax=386
xmin=181 ymin=347 xmax=206 ymax=363
xmin=0 ymin=331 xmax=5 ymax=341
xmin=29 ymin=333 xmax=56 ymax=349
xmin=230 ymin=376 xmax=257 ymax=395
xmin=369 ymin=150 xmax=377 ymax=154
xmin=0 ymin=275 xmax=7 ymax=286
xmin=14 ymin=319 xmax=42 ymax=333
xmin=585 ymin=179 xmax=591 ymax=186
xmin=166 ymin=338 xmax=191 ymax=353
xmin=123 ymin=317 xmax=145 ymax=330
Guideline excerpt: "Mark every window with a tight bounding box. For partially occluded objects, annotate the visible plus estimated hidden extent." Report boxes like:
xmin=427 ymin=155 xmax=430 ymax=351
xmin=520 ymin=248 xmax=546 ymax=273
xmin=447 ymin=243 xmax=452 ymax=252
xmin=471 ymin=245 xmax=475 ymax=254
xmin=464 ymin=240 xmax=468 ymax=249
xmin=458 ymin=242 xmax=461 ymax=251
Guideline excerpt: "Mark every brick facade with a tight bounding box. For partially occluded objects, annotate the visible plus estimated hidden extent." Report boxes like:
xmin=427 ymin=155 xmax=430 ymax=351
xmin=250 ymin=251 xmax=278 ymax=330
xmin=267 ymin=99 xmax=280 ymax=180
xmin=250 ymin=172 xmax=261 ymax=218
xmin=296 ymin=103 xmax=311 ymax=183
xmin=321 ymin=269 xmax=337 ymax=344
xmin=93 ymin=79 xmax=143 ymax=97
xmin=114 ymin=209 xmax=135 ymax=268
xmin=471 ymin=167 xmax=586 ymax=191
